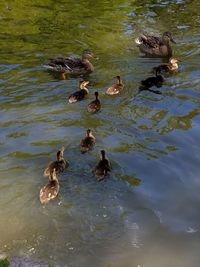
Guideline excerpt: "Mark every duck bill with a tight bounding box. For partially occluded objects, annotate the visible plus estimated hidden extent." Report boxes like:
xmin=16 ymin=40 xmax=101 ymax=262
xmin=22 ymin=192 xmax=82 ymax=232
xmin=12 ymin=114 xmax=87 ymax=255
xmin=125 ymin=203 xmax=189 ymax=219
xmin=170 ymin=37 xmax=176 ymax=44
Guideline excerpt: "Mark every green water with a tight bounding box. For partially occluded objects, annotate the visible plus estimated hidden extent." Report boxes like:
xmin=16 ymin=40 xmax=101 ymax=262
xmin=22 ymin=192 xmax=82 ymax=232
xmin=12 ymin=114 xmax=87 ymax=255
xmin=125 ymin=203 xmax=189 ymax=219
xmin=1 ymin=0 xmax=200 ymax=266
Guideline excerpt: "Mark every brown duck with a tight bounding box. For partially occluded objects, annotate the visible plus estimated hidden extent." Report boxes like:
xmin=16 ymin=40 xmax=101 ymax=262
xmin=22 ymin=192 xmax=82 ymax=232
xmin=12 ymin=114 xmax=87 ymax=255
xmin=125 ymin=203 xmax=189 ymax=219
xmin=135 ymin=32 xmax=176 ymax=57
xmin=94 ymin=150 xmax=111 ymax=181
xmin=80 ymin=129 xmax=96 ymax=153
xmin=39 ymin=168 xmax=60 ymax=204
xmin=44 ymin=147 xmax=69 ymax=177
xmin=43 ymin=50 xmax=95 ymax=74
xmin=68 ymin=81 xmax=89 ymax=103
xmin=106 ymin=76 xmax=124 ymax=95
xmin=87 ymin=92 xmax=101 ymax=113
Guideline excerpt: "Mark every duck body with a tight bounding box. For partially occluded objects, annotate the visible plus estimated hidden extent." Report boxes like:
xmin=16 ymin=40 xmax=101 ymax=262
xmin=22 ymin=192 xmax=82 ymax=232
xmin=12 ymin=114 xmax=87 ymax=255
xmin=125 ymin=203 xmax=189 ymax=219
xmin=135 ymin=32 xmax=176 ymax=57
xmin=80 ymin=129 xmax=95 ymax=153
xmin=44 ymin=147 xmax=68 ymax=177
xmin=94 ymin=150 xmax=111 ymax=181
xmin=40 ymin=169 xmax=60 ymax=204
xmin=153 ymin=57 xmax=179 ymax=74
xmin=140 ymin=74 xmax=164 ymax=89
xmin=106 ymin=76 xmax=124 ymax=95
xmin=44 ymin=50 xmax=94 ymax=75
xmin=87 ymin=92 xmax=101 ymax=113
xmin=68 ymin=81 xmax=89 ymax=103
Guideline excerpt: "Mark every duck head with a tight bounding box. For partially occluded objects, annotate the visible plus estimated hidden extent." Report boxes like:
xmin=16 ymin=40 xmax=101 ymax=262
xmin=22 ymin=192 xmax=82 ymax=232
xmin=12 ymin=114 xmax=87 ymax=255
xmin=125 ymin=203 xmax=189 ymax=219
xmin=115 ymin=75 xmax=123 ymax=85
xmin=86 ymin=128 xmax=93 ymax=137
xmin=94 ymin=91 xmax=99 ymax=100
xmin=50 ymin=168 xmax=57 ymax=181
xmin=57 ymin=147 xmax=65 ymax=161
xmin=162 ymin=32 xmax=176 ymax=44
xmin=80 ymin=80 xmax=89 ymax=89
xmin=101 ymin=150 xmax=106 ymax=160
xmin=82 ymin=50 xmax=95 ymax=60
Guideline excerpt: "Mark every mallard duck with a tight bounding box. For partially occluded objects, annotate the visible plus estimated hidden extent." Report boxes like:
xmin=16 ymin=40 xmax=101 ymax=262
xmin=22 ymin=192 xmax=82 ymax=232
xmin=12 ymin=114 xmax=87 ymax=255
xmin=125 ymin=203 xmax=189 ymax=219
xmin=106 ymin=76 xmax=124 ymax=95
xmin=140 ymin=74 xmax=164 ymax=89
xmin=43 ymin=50 xmax=95 ymax=74
xmin=94 ymin=150 xmax=111 ymax=181
xmin=44 ymin=147 xmax=68 ymax=177
xmin=40 ymin=168 xmax=60 ymax=204
xmin=68 ymin=81 xmax=89 ymax=103
xmin=87 ymin=92 xmax=101 ymax=113
xmin=80 ymin=129 xmax=96 ymax=153
xmin=135 ymin=32 xmax=176 ymax=57
xmin=153 ymin=57 xmax=179 ymax=74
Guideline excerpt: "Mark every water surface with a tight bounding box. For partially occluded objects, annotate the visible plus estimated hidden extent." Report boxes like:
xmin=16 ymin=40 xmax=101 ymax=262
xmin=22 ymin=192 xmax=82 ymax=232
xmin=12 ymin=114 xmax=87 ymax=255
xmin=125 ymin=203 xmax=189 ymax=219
xmin=1 ymin=0 xmax=200 ymax=266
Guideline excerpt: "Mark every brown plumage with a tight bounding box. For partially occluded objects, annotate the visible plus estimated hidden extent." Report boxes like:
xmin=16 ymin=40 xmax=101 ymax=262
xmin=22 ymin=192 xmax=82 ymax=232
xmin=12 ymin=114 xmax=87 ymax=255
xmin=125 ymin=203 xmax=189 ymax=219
xmin=44 ymin=147 xmax=69 ymax=177
xmin=94 ymin=150 xmax=111 ymax=181
xmin=87 ymin=92 xmax=101 ymax=113
xmin=153 ymin=57 xmax=179 ymax=74
xmin=39 ymin=168 xmax=60 ymax=204
xmin=80 ymin=129 xmax=96 ymax=153
xmin=135 ymin=32 xmax=176 ymax=57
xmin=68 ymin=81 xmax=89 ymax=103
xmin=106 ymin=76 xmax=124 ymax=95
xmin=43 ymin=50 xmax=95 ymax=74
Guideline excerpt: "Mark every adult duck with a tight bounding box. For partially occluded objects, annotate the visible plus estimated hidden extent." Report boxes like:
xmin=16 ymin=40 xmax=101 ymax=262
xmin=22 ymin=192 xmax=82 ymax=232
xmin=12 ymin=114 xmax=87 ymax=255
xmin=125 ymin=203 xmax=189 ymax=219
xmin=106 ymin=76 xmax=124 ymax=95
xmin=135 ymin=32 xmax=176 ymax=57
xmin=68 ymin=81 xmax=89 ymax=103
xmin=44 ymin=147 xmax=69 ymax=177
xmin=80 ymin=129 xmax=96 ymax=153
xmin=87 ymin=92 xmax=101 ymax=113
xmin=44 ymin=49 xmax=95 ymax=74
xmin=153 ymin=57 xmax=179 ymax=74
xmin=39 ymin=168 xmax=60 ymax=204
xmin=94 ymin=150 xmax=111 ymax=181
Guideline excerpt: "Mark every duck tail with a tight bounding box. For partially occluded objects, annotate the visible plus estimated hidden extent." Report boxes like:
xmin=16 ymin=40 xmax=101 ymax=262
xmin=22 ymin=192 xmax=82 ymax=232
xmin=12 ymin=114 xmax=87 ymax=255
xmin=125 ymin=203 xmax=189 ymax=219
xmin=135 ymin=37 xmax=142 ymax=45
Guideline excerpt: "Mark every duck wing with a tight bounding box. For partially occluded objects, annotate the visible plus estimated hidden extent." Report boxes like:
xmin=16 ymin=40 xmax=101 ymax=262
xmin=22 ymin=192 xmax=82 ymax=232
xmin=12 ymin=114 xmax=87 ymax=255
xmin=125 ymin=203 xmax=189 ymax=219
xmin=69 ymin=89 xmax=87 ymax=103
xmin=140 ymin=34 xmax=161 ymax=48
xmin=39 ymin=181 xmax=59 ymax=204
xmin=87 ymin=100 xmax=101 ymax=113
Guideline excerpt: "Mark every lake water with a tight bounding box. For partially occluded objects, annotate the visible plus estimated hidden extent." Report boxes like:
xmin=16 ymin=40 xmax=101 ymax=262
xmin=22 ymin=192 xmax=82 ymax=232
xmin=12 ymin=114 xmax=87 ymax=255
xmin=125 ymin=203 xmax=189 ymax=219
xmin=0 ymin=0 xmax=200 ymax=266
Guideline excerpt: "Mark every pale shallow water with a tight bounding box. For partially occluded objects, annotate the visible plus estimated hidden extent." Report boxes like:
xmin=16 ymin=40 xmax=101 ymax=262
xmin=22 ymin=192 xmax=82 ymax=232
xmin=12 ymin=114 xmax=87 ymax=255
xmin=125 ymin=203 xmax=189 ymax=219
xmin=0 ymin=0 xmax=200 ymax=266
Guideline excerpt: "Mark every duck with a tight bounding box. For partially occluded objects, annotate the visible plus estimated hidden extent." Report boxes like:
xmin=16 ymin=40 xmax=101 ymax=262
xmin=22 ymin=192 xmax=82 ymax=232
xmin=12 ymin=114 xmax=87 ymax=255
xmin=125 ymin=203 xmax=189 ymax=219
xmin=43 ymin=49 xmax=95 ymax=74
xmin=80 ymin=129 xmax=96 ymax=153
xmin=140 ymin=73 xmax=164 ymax=89
xmin=106 ymin=76 xmax=124 ymax=95
xmin=94 ymin=150 xmax=111 ymax=181
xmin=87 ymin=92 xmax=101 ymax=113
xmin=153 ymin=57 xmax=179 ymax=74
xmin=39 ymin=168 xmax=60 ymax=204
xmin=44 ymin=147 xmax=69 ymax=177
xmin=68 ymin=81 xmax=89 ymax=103
xmin=135 ymin=32 xmax=176 ymax=57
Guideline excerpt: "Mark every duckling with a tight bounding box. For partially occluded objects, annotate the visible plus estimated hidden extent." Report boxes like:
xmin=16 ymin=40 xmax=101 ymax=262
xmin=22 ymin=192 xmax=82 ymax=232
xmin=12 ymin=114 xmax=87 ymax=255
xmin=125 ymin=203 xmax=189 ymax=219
xmin=153 ymin=57 xmax=179 ymax=74
xmin=40 ymin=168 xmax=60 ymax=204
xmin=106 ymin=76 xmax=124 ymax=95
xmin=135 ymin=32 xmax=176 ymax=57
xmin=87 ymin=92 xmax=101 ymax=113
xmin=140 ymin=73 xmax=164 ymax=89
xmin=43 ymin=50 xmax=95 ymax=74
xmin=94 ymin=150 xmax=111 ymax=181
xmin=44 ymin=147 xmax=68 ymax=177
xmin=80 ymin=129 xmax=96 ymax=153
xmin=68 ymin=81 xmax=89 ymax=103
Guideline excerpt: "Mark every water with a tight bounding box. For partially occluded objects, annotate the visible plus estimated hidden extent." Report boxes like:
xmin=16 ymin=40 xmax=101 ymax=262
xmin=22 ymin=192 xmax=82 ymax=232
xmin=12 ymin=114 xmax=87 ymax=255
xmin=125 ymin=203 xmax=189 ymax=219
xmin=0 ymin=0 xmax=200 ymax=266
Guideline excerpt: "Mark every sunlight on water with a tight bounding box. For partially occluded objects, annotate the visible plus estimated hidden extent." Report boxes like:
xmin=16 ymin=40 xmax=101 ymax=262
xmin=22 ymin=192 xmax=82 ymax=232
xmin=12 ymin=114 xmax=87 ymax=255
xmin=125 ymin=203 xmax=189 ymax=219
xmin=0 ymin=0 xmax=200 ymax=266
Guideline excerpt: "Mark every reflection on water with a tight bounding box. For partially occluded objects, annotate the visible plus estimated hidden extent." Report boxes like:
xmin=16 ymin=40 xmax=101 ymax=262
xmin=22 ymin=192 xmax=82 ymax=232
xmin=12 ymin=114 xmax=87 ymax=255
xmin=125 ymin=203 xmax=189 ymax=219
xmin=1 ymin=0 xmax=200 ymax=266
